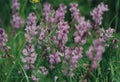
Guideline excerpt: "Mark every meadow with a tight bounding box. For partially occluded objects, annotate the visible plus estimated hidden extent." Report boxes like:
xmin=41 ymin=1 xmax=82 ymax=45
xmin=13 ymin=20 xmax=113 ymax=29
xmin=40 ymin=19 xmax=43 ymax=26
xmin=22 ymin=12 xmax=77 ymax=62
xmin=0 ymin=0 xmax=120 ymax=82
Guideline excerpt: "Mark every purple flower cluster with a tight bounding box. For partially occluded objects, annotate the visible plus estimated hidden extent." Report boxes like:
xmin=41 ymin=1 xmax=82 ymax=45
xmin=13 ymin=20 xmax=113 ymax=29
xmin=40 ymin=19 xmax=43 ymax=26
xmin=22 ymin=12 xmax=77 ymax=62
xmin=91 ymin=2 xmax=108 ymax=26
xmin=43 ymin=3 xmax=67 ymax=23
xmin=73 ymin=17 xmax=91 ymax=45
xmin=49 ymin=52 xmax=61 ymax=69
xmin=11 ymin=0 xmax=24 ymax=29
xmin=86 ymin=39 xmax=105 ymax=70
xmin=38 ymin=66 xmax=48 ymax=76
xmin=98 ymin=28 xmax=115 ymax=46
xmin=11 ymin=13 xmax=24 ymax=29
xmin=19 ymin=2 xmax=116 ymax=81
xmin=99 ymin=28 xmax=115 ymax=41
xmin=55 ymin=4 xmax=67 ymax=22
xmin=63 ymin=47 xmax=83 ymax=77
xmin=43 ymin=3 xmax=51 ymax=16
xmin=0 ymin=28 xmax=11 ymax=58
xmin=70 ymin=3 xmax=80 ymax=22
xmin=31 ymin=74 xmax=39 ymax=82
xmin=22 ymin=44 xmax=37 ymax=70
xmin=31 ymin=66 xmax=48 ymax=82
xmin=55 ymin=21 xmax=69 ymax=50
xmin=22 ymin=13 xmax=37 ymax=70
xmin=37 ymin=25 xmax=46 ymax=41
xmin=27 ymin=13 xmax=37 ymax=26
xmin=12 ymin=0 xmax=20 ymax=14
xmin=0 ymin=28 xmax=7 ymax=48
xmin=25 ymin=12 xmax=37 ymax=43
xmin=70 ymin=3 xmax=91 ymax=45
xmin=43 ymin=3 xmax=55 ymax=23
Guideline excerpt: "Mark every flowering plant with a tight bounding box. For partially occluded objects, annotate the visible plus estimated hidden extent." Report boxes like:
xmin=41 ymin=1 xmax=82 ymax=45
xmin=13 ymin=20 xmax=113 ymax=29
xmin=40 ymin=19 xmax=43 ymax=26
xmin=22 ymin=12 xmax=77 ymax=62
xmin=0 ymin=1 xmax=119 ymax=82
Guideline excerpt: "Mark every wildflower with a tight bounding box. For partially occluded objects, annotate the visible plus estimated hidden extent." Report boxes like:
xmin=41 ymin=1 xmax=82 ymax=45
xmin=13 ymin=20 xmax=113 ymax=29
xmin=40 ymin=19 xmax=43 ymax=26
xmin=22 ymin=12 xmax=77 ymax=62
xmin=25 ymin=12 xmax=37 ymax=43
xmin=12 ymin=0 xmax=20 ymax=14
xmin=73 ymin=47 xmax=83 ymax=59
xmin=31 ymin=75 xmax=39 ymax=82
xmin=0 ymin=28 xmax=7 ymax=48
xmin=0 ymin=28 xmax=11 ymax=58
xmin=22 ymin=44 xmax=37 ymax=70
xmin=22 ymin=13 xmax=37 ymax=70
xmin=63 ymin=47 xmax=83 ymax=77
xmin=32 ymin=0 xmax=40 ymax=3
xmin=27 ymin=12 xmax=37 ymax=26
xmin=73 ymin=17 xmax=91 ymax=45
xmin=11 ymin=13 xmax=24 ymax=29
xmin=49 ymin=52 xmax=61 ymax=69
xmin=91 ymin=2 xmax=108 ymax=26
xmin=98 ymin=28 xmax=115 ymax=46
xmin=11 ymin=0 xmax=24 ymax=28
xmin=37 ymin=66 xmax=48 ymax=76
xmin=70 ymin=3 xmax=91 ymax=45
xmin=65 ymin=47 xmax=73 ymax=59
xmin=43 ymin=3 xmax=55 ymax=23
xmin=86 ymin=39 xmax=105 ymax=70
xmin=70 ymin=3 xmax=80 ymax=21
xmin=55 ymin=21 xmax=69 ymax=50
xmin=37 ymin=25 xmax=46 ymax=40
xmin=55 ymin=4 xmax=67 ymax=22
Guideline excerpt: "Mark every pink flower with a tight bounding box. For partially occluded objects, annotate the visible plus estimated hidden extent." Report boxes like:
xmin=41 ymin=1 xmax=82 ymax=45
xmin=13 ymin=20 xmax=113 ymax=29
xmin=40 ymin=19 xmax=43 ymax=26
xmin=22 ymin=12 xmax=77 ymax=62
xmin=49 ymin=52 xmax=61 ymax=69
xmin=65 ymin=47 xmax=73 ymax=59
xmin=74 ymin=47 xmax=83 ymax=59
xmin=55 ymin=21 xmax=69 ymax=50
xmin=23 ymin=65 xmax=30 ymax=70
xmin=27 ymin=12 xmax=37 ymax=25
xmin=86 ymin=47 xmax=93 ymax=60
xmin=70 ymin=3 xmax=80 ymax=21
xmin=11 ymin=0 xmax=24 ymax=28
xmin=91 ymin=61 xmax=98 ymax=69
xmin=0 ymin=28 xmax=7 ymax=48
xmin=38 ymin=66 xmax=48 ymax=76
xmin=70 ymin=3 xmax=91 ymax=45
xmin=91 ymin=2 xmax=108 ymax=26
xmin=63 ymin=47 xmax=83 ymax=77
xmin=98 ymin=28 xmax=115 ymax=46
xmin=25 ymin=12 xmax=37 ymax=43
xmin=55 ymin=4 xmax=67 ymax=22
xmin=31 ymin=75 xmax=39 ymax=82
xmin=11 ymin=13 xmax=24 ymax=28
xmin=22 ymin=44 xmax=37 ymax=70
xmin=12 ymin=0 xmax=20 ymax=14
xmin=86 ymin=39 xmax=105 ymax=70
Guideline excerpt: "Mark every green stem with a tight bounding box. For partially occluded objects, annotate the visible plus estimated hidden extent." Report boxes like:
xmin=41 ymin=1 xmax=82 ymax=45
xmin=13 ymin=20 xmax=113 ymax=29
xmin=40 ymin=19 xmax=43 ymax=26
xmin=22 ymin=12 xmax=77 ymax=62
xmin=19 ymin=63 xmax=30 ymax=82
